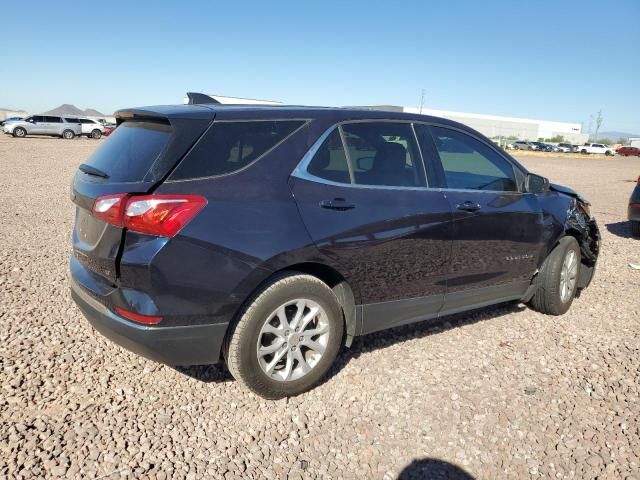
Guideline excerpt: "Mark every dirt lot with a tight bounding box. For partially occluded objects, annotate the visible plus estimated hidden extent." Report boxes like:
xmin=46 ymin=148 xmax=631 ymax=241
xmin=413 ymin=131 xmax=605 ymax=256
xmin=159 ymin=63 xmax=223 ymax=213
xmin=1 ymin=135 xmax=638 ymax=479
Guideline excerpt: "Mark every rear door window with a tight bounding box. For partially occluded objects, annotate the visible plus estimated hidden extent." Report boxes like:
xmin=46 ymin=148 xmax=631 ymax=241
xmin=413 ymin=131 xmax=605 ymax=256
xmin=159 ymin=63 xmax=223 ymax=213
xmin=306 ymin=129 xmax=351 ymax=184
xmin=430 ymin=126 xmax=518 ymax=192
xmin=45 ymin=116 xmax=62 ymax=123
xmin=170 ymin=120 xmax=305 ymax=180
xmin=83 ymin=121 xmax=172 ymax=182
xmin=342 ymin=122 xmax=426 ymax=188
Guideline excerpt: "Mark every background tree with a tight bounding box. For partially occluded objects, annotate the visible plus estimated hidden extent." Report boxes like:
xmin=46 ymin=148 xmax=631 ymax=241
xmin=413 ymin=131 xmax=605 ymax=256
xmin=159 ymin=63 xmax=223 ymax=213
xmin=594 ymin=110 xmax=604 ymax=142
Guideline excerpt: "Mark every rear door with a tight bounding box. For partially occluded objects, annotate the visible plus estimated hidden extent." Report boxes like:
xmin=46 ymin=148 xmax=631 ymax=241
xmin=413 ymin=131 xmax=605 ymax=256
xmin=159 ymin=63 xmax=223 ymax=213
xmin=43 ymin=116 xmax=63 ymax=135
xmin=424 ymin=125 xmax=545 ymax=309
xmin=71 ymin=113 xmax=212 ymax=284
xmin=291 ymin=121 xmax=452 ymax=334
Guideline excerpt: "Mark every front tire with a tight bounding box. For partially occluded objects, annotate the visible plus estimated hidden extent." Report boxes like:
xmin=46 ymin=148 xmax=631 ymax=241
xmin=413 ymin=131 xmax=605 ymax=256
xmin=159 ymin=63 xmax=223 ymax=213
xmin=529 ymin=237 xmax=581 ymax=315
xmin=225 ymin=273 xmax=344 ymax=399
xmin=12 ymin=127 xmax=26 ymax=138
xmin=91 ymin=129 xmax=102 ymax=139
xmin=62 ymin=129 xmax=75 ymax=139
xmin=631 ymin=221 xmax=640 ymax=238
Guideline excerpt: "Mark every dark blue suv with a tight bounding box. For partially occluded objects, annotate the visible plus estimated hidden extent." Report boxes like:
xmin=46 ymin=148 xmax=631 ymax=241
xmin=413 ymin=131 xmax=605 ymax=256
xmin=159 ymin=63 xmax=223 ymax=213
xmin=70 ymin=102 xmax=600 ymax=398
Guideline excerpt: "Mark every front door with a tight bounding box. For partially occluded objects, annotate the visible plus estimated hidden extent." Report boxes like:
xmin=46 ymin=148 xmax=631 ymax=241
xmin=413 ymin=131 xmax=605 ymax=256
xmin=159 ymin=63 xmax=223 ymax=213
xmin=27 ymin=116 xmax=46 ymax=134
xmin=425 ymin=125 xmax=545 ymax=310
xmin=291 ymin=121 xmax=452 ymax=334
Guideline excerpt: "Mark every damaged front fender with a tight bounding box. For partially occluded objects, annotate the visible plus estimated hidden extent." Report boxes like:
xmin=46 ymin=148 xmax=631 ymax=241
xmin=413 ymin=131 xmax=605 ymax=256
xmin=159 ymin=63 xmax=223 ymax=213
xmin=565 ymin=199 xmax=600 ymax=288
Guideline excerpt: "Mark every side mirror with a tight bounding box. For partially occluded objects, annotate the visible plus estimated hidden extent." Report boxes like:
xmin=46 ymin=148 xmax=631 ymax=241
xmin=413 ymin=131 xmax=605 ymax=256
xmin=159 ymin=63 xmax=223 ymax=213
xmin=526 ymin=173 xmax=549 ymax=194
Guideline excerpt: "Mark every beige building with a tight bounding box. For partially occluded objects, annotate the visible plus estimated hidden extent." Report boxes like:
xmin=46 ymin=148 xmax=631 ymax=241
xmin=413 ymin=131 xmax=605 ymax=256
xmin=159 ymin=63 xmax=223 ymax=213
xmin=0 ymin=108 xmax=28 ymax=121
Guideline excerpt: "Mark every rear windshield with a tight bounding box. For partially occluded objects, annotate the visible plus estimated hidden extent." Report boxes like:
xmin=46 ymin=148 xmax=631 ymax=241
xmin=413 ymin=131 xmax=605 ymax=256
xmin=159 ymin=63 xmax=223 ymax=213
xmin=169 ymin=120 xmax=305 ymax=180
xmin=83 ymin=121 xmax=172 ymax=182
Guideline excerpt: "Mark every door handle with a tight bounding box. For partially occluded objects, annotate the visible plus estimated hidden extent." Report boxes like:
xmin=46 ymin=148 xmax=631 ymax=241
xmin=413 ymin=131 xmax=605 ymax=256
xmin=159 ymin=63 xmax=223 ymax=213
xmin=456 ymin=200 xmax=481 ymax=212
xmin=320 ymin=198 xmax=356 ymax=211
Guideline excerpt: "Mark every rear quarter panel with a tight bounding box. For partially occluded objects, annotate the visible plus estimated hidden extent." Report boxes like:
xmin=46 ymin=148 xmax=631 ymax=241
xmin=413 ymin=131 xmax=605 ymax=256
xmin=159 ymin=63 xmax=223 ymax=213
xmin=136 ymin=120 xmax=330 ymax=324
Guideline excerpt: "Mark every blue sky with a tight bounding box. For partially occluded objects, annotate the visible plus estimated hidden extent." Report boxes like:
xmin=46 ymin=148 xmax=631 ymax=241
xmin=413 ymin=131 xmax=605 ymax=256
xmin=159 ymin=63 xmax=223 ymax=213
xmin=1 ymin=0 xmax=639 ymax=132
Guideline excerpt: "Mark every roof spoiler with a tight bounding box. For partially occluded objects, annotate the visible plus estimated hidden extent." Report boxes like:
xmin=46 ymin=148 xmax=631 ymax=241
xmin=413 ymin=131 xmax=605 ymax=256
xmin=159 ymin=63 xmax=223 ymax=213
xmin=185 ymin=92 xmax=220 ymax=105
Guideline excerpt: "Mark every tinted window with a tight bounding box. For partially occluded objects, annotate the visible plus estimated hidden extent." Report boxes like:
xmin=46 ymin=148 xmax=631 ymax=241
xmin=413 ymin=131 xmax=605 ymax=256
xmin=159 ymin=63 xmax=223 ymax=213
xmin=32 ymin=116 xmax=45 ymax=122
xmin=45 ymin=116 xmax=62 ymax=123
xmin=79 ymin=119 xmax=92 ymax=124
xmin=307 ymin=129 xmax=351 ymax=184
xmin=83 ymin=121 xmax=172 ymax=182
xmin=431 ymin=126 xmax=518 ymax=192
xmin=341 ymin=122 xmax=426 ymax=187
xmin=64 ymin=118 xmax=79 ymax=123
xmin=171 ymin=120 xmax=304 ymax=180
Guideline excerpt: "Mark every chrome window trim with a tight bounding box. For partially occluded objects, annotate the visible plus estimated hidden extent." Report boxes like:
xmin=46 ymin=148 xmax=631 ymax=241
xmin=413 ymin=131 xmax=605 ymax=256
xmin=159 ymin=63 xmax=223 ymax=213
xmin=291 ymin=120 xmax=431 ymax=191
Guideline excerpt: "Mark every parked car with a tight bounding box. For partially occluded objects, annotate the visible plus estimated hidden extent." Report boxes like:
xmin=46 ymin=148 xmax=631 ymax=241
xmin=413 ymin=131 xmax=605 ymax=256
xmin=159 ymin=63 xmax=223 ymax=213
xmin=578 ymin=143 xmax=616 ymax=155
xmin=103 ymin=125 xmax=116 ymax=137
xmin=0 ymin=116 xmax=24 ymax=126
xmin=3 ymin=115 xmax=82 ymax=139
xmin=555 ymin=143 xmax=575 ymax=153
xmin=64 ymin=118 xmax=106 ymax=138
xmin=512 ymin=140 xmax=537 ymax=150
xmin=629 ymin=176 xmax=640 ymax=237
xmin=617 ymin=146 xmax=640 ymax=157
xmin=70 ymin=102 xmax=600 ymax=398
xmin=532 ymin=142 xmax=553 ymax=152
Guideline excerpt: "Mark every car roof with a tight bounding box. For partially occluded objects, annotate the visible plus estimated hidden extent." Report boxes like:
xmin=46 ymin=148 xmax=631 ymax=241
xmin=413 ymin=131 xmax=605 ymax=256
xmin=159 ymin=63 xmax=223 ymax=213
xmin=114 ymin=103 xmax=474 ymax=130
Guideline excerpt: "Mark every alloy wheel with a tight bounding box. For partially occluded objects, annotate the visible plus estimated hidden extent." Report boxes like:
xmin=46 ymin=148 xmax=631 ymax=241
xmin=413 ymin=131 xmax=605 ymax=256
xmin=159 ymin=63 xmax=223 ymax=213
xmin=559 ymin=250 xmax=578 ymax=303
xmin=256 ymin=298 xmax=330 ymax=382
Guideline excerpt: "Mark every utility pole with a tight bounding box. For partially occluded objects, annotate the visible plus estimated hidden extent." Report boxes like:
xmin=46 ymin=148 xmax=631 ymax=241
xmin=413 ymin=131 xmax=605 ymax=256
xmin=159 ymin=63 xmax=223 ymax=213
xmin=587 ymin=114 xmax=594 ymax=141
xmin=419 ymin=89 xmax=425 ymax=114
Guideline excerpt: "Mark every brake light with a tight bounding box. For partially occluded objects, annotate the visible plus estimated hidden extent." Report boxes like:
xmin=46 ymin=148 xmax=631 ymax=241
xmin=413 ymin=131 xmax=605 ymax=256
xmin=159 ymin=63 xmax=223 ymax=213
xmin=115 ymin=307 xmax=162 ymax=324
xmin=124 ymin=195 xmax=207 ymax=237
xmin=92 ymin=194 xmax=127 ymax=226
xmin=92 ymin=194 xmax=207 ymax=237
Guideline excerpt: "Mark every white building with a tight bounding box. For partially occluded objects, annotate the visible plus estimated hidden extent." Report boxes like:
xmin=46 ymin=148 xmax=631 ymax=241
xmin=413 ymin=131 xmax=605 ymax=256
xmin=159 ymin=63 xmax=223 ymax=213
xmin=629 ymin=137 xmax=640 ymax=148
xmin=184 ymin=94 xmax=282 ymax=106
xmin=362 ymin=105 xmax=588 ymax=144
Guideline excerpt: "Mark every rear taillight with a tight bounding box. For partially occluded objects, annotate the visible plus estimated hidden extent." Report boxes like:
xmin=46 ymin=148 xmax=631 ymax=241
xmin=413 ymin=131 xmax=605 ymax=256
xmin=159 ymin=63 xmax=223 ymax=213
xmin=92 ymin=194 xmax=207 ymax=237
xmin=92 ymin=194 xmax=127 ymax=226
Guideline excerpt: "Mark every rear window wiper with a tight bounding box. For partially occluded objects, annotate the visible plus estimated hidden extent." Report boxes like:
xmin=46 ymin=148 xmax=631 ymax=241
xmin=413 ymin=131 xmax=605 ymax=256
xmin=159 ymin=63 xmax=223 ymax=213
xmin=79 ymin=163 xmax=109 ymax=179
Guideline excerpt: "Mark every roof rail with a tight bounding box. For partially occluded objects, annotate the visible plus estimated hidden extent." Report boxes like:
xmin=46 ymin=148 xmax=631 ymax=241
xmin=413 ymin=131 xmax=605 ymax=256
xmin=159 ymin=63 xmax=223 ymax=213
xmin=185 ymin=92 xmax=220 ymax=105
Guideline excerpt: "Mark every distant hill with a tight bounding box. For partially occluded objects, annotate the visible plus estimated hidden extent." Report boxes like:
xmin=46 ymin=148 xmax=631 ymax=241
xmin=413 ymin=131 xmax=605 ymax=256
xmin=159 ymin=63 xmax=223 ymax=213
xmin=83 ymin=108 xmax=104 ymax=116
xmin=598 ymin=131 xmax=640 ymax=141
xmin=42 ymin=104 xmax=105 ymax=116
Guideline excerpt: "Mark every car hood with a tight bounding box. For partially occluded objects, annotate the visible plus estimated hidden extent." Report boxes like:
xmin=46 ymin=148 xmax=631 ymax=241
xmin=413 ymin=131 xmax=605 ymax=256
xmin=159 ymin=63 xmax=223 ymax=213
xmin=550 ymin=182 xmax=589 ymax=205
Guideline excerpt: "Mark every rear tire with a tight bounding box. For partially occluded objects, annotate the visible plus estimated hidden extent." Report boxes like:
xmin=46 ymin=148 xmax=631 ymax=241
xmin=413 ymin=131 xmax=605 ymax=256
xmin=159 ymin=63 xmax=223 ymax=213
xmin=91 ymin=129 xmax=102 ymax=139
xmin=12 ymin=127 xmax=26 ymax=138
xmin=62 ymin=129 xmax=75 ymax=139
xmin=225 ymin=273 xmax=344 ymax=399
xmin=631 ymin=221 xmax=640 ymax=238
xmin=529 ymin=237 xmax=581 ymax=315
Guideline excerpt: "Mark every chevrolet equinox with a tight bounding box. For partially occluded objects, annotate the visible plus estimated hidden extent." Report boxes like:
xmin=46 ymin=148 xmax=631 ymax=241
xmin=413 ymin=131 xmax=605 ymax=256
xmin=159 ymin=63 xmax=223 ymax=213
xmin=70 ymin=101 xmax=600 ymax=398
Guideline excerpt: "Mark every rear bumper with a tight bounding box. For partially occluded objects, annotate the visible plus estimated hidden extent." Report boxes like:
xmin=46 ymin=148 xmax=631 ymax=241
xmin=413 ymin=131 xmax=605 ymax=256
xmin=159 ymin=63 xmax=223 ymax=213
xmin=71 ymin=278 xmax=227 ymax=366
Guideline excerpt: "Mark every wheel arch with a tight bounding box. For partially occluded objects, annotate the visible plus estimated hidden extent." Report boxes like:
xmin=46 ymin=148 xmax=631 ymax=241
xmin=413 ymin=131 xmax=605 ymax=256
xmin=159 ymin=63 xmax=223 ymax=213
xmin=223 ymin=261 xmax=360 ymax=363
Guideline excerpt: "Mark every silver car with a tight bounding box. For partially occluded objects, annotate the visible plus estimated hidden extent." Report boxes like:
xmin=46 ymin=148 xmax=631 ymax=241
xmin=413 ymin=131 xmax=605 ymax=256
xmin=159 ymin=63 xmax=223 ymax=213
xmin=3 ymin=115 xmax=82 ymax=139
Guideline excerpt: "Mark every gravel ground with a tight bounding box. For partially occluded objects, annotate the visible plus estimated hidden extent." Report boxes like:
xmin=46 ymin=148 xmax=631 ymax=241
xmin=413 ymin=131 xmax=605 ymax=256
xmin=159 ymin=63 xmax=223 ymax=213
xmin=0 ymin=135 xmax=638 ymax=479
